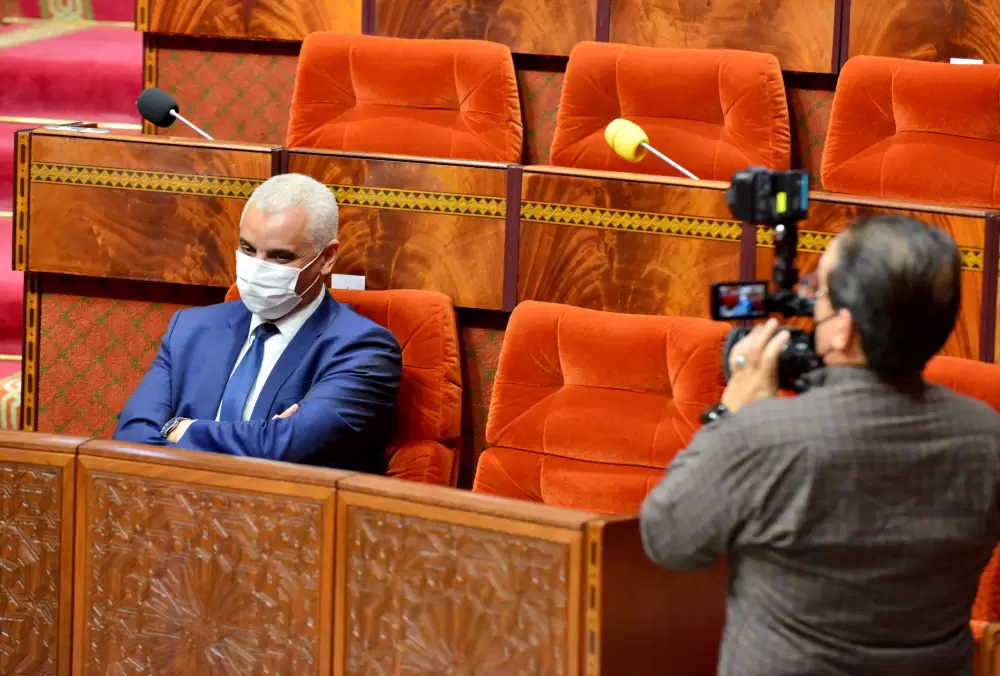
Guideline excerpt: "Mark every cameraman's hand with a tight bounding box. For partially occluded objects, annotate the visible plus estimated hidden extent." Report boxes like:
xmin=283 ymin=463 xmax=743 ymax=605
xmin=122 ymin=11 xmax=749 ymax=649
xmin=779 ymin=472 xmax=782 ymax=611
xmin=721 ymin=318 xmax=791 ymax=414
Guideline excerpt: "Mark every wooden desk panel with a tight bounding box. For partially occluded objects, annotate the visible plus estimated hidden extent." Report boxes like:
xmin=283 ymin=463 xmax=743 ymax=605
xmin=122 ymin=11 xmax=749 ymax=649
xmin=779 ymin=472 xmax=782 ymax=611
xmin=375 ymin=0 xmax=596 ymax=56
xmin=21 ymin=130 xmax=279 ymax=286
xmin=755 ymin=197 xmax=990 ymax=361
xmin=587 ymin=517 xmax=727 ymax=675
xmin=848 ymin=0 xmax=1000 ymax=63
xmin=72 ymin=442 xmax=344 ymax=676
xmin=0 ymin=431 xmax=82 ymax=676
xmin=288 ymin=150 xmax=511 ymax=310
xmin=335 ymin=474 xmax=588 ymax=675
xmin=518 ymin=167 xmax=742 ymax=318
xmin=138 ymin=0 xmax=361 ymax=40
xmin=609 ymin=0 xmax=839 ymax=73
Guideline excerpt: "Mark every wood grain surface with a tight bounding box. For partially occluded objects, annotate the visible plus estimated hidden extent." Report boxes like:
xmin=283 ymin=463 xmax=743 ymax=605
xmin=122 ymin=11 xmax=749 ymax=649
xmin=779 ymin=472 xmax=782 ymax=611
xmin=518 ymin=169 xmax=742 ymax=317
xmin=0 ymin=434 xmax=80 ymax=676
xmin=144 ymin=0 xmax=361 ymax=40
xmin=588 ymin=518 xmax=727 ymax=675
xmin=849 ymin=0 xmax=1000 ymax=63
xmin=755 ymin=198 xmax=988 ymax=361
xmin=25 ymin=131 xmax=277 ymax=287
xmin=610 ymin=0 xmax=838 ymax=73
xmin=375 ymin=0 xmax=596 ymax=55
xmin=288 ymin=150 xmax=509 ymax=310
xmin=334 ymin=486 xmax=583 ymax=675
xmin=72 ymin=454 xmax=337 ymax=676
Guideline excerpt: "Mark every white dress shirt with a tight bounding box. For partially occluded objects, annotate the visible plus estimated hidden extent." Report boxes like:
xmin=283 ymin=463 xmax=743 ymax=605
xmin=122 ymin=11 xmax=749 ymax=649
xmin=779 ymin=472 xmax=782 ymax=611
xmin=215 ymin=290 xmax=326 ymax=421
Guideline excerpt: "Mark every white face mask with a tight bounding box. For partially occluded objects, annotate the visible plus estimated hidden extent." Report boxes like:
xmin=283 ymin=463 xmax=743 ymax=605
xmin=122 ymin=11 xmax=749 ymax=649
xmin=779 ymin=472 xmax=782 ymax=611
xmin=235 ymin=249 xmax=324 ymax=320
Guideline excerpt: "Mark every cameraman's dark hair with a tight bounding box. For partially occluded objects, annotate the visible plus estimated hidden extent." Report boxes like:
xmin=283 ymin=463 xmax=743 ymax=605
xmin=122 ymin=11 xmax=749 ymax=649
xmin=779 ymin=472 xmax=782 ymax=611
xmin=827 ymin=214 xmax=961 ymax=376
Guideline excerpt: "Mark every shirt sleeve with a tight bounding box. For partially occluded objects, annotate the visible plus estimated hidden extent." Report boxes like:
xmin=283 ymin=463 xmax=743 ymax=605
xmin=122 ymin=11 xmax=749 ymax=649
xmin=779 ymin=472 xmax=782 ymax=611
xmin=639 ymin=415 xmax=765 ymax=570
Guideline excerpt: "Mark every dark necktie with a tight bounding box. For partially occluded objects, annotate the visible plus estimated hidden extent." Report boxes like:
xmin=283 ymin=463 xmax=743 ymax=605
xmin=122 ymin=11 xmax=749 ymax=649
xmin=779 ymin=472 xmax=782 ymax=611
xmin=219 ymin=323 xmax=279 ymax=421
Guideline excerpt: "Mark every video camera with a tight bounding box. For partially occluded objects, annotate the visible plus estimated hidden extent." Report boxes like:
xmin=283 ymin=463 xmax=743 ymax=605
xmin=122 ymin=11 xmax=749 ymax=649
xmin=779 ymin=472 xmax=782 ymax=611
xmin=710 ymin=167 xmax=823 ymax=392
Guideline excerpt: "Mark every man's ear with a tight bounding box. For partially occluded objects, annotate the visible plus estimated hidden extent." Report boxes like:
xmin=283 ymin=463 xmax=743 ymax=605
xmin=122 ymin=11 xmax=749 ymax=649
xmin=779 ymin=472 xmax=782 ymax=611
xmin=830 ymin=308 xmax=854 ymax=352
xmin=318 ymin=239 xmax=340 ymax=276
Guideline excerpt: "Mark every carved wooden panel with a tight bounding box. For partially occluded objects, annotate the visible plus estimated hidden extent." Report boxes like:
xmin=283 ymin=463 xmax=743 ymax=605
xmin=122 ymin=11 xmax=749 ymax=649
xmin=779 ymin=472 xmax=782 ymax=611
xmin=334 ymin=487 xmax=584 ymax=675
xmin=25 ymin=131 xmax=277 ymax=287
xmin=140 ymin=0 xmax=361 ymax=40
xmin=755 ymin=198 xmax=988 ymax=361
xmin=610 ymin=0 xmax=838 ymax=73
xmin=288 ymin=151 xmax=509 ymax=310
xmin=0 ymin=437 xmax=77 ymax=676
xmin=518 ymin=169 xmax=741 ymax=317
xmin=849 ymin=0 xmax=1000 ymax=63
xmin=73 ymin=455 xmax=336 ymax=675
xmin=375 ymin=0 xmax=595 ymax=56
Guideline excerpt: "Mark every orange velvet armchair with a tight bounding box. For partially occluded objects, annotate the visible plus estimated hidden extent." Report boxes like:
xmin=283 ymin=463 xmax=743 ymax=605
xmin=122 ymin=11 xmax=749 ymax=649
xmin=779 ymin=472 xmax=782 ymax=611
xmin=823 ymin=56 xmax=1000 ymax=208
xmin=925 ymin=355 xmax=1000 ymax=674
xmin=472 ymin=301 xmax=729 ymax=513
xmin=225 ymin=285 xmax=462 ymax=485
xmin=549 ymin=41 xmax=791 ymax=179
xmin=287 ymin=32 xmax=523 ymax=163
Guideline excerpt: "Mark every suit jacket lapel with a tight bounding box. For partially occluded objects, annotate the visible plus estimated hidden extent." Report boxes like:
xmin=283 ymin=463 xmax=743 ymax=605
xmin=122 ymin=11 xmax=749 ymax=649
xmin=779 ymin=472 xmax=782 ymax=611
xmin=201 ymin=304 xmax=251 ymax=418
xmin=250 ymin=294 xmax=337 ymax=420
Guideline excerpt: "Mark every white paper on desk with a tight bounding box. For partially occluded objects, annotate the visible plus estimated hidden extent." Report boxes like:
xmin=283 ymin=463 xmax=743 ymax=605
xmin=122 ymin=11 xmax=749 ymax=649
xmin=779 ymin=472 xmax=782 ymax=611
xmin=330 ymin=274 xmax=366 ymax=290
xmin=950 ymin=58 xmax=984 ymax=65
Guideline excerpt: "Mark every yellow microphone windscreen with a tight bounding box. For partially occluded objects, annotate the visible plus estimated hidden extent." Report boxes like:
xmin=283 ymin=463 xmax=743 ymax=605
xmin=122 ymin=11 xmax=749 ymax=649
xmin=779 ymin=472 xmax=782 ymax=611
xmin=604 ymin=118 xmax=649 ymax=162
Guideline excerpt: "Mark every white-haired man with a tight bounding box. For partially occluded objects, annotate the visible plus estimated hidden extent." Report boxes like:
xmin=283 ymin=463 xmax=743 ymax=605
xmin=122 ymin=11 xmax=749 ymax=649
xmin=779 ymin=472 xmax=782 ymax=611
xmin=114 ymin=174 xmax=402 ymax=473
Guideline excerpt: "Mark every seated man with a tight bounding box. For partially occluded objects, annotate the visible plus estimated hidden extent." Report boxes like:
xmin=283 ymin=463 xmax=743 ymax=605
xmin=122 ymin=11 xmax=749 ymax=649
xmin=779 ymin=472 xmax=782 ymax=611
xmin=640 ymin=215 xmax=1000 ymax=676
xmin=114 ymin=173 xmax=402 ymax=473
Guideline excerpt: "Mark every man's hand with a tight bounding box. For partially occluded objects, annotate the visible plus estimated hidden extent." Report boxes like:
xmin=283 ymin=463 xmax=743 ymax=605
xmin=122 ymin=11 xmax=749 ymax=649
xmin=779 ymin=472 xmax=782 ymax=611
xmin=272 ymin=403 xmax=299 ymax=420
xmin=167 ymin=418 xmax=194 ymax=443
xmin=720 ymin=318 xmax=790 ymax=414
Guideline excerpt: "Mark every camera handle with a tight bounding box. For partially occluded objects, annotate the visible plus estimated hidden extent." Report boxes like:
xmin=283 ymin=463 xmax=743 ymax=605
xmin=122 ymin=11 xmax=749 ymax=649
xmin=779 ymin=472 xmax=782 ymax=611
xmin=768 ymin=221 xmax=815 ymax=318
xmin=772 ymin=222 xmax=798 ymax=292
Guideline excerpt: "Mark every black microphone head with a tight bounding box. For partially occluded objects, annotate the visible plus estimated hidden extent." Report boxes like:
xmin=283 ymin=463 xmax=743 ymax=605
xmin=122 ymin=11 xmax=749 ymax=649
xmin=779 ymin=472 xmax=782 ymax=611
xmin=137 ymin=87 xmax=179 ymax=127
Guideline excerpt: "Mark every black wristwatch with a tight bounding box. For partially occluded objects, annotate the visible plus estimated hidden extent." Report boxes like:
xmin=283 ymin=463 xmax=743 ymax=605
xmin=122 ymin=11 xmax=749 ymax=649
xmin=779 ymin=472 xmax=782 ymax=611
xmin=699 ymin=403 xmax=729 ymax=425
xmin=161 ymin=416 xmax=184 ymax=439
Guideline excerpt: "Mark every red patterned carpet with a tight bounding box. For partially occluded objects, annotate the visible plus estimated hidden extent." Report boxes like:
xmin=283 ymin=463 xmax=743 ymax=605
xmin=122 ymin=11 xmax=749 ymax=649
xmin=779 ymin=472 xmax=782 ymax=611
xmin=0 ymin=15 xmax=142 ymax=424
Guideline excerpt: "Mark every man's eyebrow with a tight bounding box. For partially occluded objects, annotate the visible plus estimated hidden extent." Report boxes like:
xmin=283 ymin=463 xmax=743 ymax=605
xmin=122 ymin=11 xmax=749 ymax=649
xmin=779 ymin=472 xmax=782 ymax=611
xmin=239 ymin=237 xmax=255 ymax=249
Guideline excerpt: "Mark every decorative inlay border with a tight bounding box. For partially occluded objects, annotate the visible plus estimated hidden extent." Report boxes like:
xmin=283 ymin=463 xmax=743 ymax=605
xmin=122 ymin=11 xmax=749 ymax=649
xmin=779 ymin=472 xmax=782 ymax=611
xmin=757 ymin=225 xmax=983 ymax=272
xmin=30 ymin=163 xmax=261 ymax=198
xmin=520 ymin=201 xmax=743 ymax=242
xmin=328 ymin=184 xmax=506 ymax=218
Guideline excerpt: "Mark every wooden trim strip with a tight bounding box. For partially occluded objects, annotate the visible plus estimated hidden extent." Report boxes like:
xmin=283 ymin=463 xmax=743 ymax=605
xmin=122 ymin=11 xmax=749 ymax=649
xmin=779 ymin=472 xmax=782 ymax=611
xmin=13 ymin=130 xmax=29 ymax=271
xmin=0 ymin=354 xmax=21 ymax=361
xmin=30 ymin=163 xmax=262 ymax=198
xmin=585 ymin=522 xmax=603 ymax=675
xmin=503 ymin=165 xmax=522 ymax=311
xmin=980 ymin=215 xmax=1000 ymax=362
xmin=20 ymin=273 xmax=40 ymax=432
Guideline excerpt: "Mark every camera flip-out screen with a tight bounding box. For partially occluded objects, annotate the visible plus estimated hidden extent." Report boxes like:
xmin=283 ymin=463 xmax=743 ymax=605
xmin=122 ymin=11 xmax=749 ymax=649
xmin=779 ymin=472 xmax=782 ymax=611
xmin=710 ymin=281 xmax=769 ymax=320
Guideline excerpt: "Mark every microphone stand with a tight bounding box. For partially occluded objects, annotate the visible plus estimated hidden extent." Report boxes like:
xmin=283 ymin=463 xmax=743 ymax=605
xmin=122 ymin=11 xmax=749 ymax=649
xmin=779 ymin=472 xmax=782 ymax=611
xmin=169 ymin=110 xmax=214 ymax=140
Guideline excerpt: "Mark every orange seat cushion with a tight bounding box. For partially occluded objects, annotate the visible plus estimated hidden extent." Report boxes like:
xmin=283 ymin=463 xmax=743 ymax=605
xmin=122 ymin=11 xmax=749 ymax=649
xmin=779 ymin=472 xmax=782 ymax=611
xmin=823 ymin=56 xmax=1000 ymax=208
xmin=925 ymin=355 xmax=1000 ymax=633
xmin=287 ymin=32 xmax=523 ymax=163
xmin=550 ymin=42 xmax=791 ymax=180
xmin=225 ymin=285 xmax=462 ymax=485
xmin=473 ymin=301 xmax=729 ymax=513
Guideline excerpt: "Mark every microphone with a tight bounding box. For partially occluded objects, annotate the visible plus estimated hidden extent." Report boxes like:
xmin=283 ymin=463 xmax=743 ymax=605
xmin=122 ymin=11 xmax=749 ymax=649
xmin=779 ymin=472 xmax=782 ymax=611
xmin=137 ymin=87 xmax=214 ymax=141
xmin=604 ymin=118 xmax=699 ymax=181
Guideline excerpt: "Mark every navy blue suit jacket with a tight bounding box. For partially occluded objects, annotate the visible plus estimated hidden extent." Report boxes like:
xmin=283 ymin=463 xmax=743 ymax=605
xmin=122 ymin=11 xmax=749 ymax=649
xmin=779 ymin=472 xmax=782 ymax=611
xmin=113 ymin=294 xmax=402 ymax=473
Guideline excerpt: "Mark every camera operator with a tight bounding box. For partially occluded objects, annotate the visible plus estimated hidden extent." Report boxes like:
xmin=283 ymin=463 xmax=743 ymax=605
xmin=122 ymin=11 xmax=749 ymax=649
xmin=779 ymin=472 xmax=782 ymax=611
xmin=639 ymin=214 xmax=1000 ymax=676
